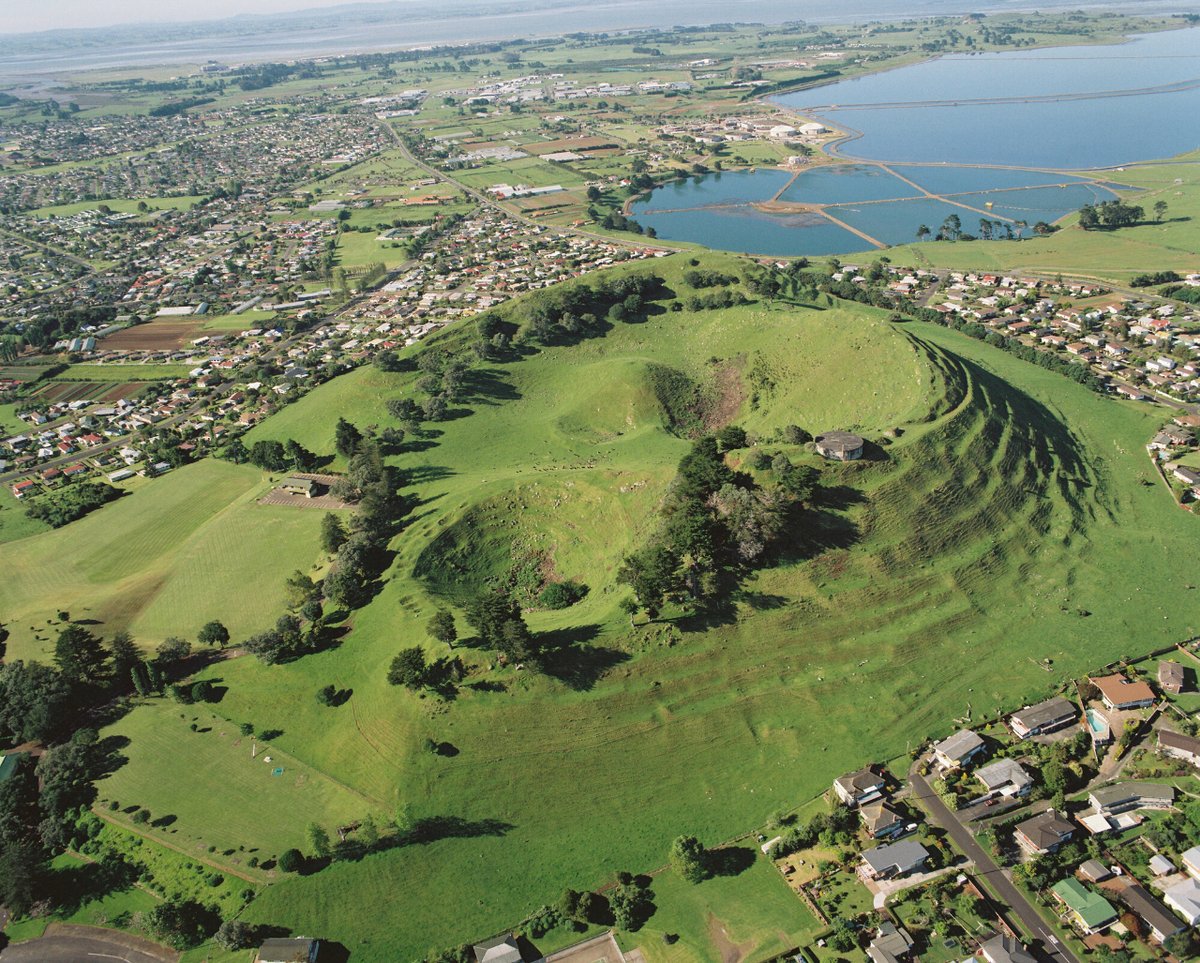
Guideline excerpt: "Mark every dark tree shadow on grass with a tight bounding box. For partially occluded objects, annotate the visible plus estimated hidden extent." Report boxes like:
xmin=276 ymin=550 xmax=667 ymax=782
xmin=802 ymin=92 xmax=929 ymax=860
xmin=706 ymin=845 xmax=755 ymax=878
xmin=42 ymin=855 xmax=138 ymax=915
xmin=535 ymin=624 xmax=630 ymax=692
xmin=466 ymin=679 xmax=506 ymax=693
xmin=404 ymin=465 xmax=456 ymax=485
xmin=464 ymin=368 xmax=521 ymax=406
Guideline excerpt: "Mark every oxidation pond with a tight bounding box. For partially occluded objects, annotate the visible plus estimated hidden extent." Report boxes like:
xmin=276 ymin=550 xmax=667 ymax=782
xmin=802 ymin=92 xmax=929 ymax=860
xmin=631 ymin=163 xmax=1120 ymax=255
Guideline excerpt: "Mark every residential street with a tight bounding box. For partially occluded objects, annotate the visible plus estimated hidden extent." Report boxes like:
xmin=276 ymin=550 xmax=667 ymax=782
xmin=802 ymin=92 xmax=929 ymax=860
xmin=909 ymin=769 xmax=1080 ymax=963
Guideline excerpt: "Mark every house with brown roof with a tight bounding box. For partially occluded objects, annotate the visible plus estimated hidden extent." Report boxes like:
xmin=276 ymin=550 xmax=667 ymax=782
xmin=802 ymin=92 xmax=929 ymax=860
xmin=1159 ymin=728 xmax=1200 ymax=768
xmin=1158 ymin=660 xmax=1187 ymax=694
xmin=1014 ymin=809 xmax=1075 ymax=855
xmin=1091 ymin=673 xmax=1155 ymax=711
xmin=833 ymin=767 xmax=885 ymax=808
xmin=860 ymin=801 xmax=907 ymax=839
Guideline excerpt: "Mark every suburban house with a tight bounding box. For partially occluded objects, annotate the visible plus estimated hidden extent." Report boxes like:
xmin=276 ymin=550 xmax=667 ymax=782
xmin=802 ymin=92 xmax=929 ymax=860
xmin=866 ymin=921 xmax=913 ymax=963
xmin=473 ymin=934 xmax=523 ymax=963
xmin=858 ymin=839 xmax=930 ymax=881
xmin=1164 ymin=877 xmax=1200 ymax=926
xmin=281 ymin=475 xmax=318 ymax=497
xmin=1078 ymin=859 xmax=1111 ymax=883
xmin=1181 ymin=845 xmax=1200 ymax=879
xmin=932 ymin=729 xmax=986 ymax=770
xmin=860 ymin=801 xmax=907 ymax=839
xmin=255 ymin=938 xmax=321 ymax=963
xmin=1009 ymin=696 xmax=1077 ymax=739
xmin=1119 ymin=883 xmax=1185 ymax=943
xmin=1150 ymin=854 xmax=1175 ymax=876
xmin=1159 ymin=728 xmax=1200 ymax=768
xmin=1158 ymin=660 xmax=1187 ymax=694
xmin=1090 ymin=673 xmax=1156 ymax=711
xmin=1051 ymin=878 xmax=1118 ymax=934
xmin=974 ymin=758 xmax=1033 ymax=799
xmin=978 ymin=934 xmax=1036 ymax=963
xmin=1015 ymin=809 xmax=1075 ymax=855
xmin=1088 ymin=781 xmax=1175 ymax=818
xmin=833 ymin=767 xmax=886 ymax=808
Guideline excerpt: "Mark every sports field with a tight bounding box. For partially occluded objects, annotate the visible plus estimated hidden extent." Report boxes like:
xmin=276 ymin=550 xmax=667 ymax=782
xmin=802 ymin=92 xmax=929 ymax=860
xmin=97 ymin=702 xmax=374 ymax=861
xmin=0 ymin=459 xmax=327 ymax=661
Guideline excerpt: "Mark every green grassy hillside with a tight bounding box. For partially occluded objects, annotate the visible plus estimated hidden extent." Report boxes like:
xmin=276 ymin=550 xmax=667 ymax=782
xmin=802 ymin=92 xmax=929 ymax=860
xmin=7 ymin=251 xmax=1185 ymax=962
xmin=78 ymin=255 xmax=1196 ymax=962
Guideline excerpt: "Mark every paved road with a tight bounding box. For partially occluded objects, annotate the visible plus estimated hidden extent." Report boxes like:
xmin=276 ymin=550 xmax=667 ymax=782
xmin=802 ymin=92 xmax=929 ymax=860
xmin=909 ymin=770 xmax=1080 ymax=963
xmin=0 ymin=925 xmax=178 ymax=963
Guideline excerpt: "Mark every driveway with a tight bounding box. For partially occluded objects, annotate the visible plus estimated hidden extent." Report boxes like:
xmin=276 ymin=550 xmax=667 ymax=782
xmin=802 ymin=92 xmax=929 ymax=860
xmin=909 ymin=771 xmax=1080 ymax=963
xmin=0 ymin=924 xmax=178 ymax=963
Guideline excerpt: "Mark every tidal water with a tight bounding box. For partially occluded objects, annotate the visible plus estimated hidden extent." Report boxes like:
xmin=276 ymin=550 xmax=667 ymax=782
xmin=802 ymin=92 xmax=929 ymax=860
xmin=630 ymin=28 xmax=1198 ymax=255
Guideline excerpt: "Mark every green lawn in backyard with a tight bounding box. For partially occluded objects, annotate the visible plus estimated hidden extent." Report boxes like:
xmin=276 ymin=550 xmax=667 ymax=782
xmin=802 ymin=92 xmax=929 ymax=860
xmin=0 ymin=459 xmax=327 ymax=661
xmin=623 ymin=854 xmax=820 ymax=963
xmin=0 ymin=401 xmax=25 ymax=434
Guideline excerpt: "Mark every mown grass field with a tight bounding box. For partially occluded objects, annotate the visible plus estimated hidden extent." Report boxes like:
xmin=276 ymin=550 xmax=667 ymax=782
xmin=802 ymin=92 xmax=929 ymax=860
xmin=20 ymin=196 xmax=204 ymax=218
xmin=0 ymin=487 xmax=51 ymax=545
xmin=11 ymin=249 xmax=1198 ymax=962
xmin=96 ymin=702 xmax=375 ymax=861
xmin=56 ymin=363 xmax=194 ymax=381
xmin=0 ymin=459 xmax=326 ymax=661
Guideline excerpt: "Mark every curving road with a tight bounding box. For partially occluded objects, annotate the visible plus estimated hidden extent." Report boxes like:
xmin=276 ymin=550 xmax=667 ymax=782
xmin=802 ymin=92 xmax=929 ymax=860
xmin=0 ymin=924 xmax=178 ymax=963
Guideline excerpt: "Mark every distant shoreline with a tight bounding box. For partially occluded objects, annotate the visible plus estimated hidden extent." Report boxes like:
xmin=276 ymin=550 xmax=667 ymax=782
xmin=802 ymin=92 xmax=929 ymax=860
xmin=0 ymin=0 xmax=1190 ymax=82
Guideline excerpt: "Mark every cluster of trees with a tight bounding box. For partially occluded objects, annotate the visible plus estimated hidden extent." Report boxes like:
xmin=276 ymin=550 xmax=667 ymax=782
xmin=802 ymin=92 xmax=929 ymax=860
xmin=766 ymin=804 xmax=860 ymax=859
xmin=0 ymin=730 xmax=118 ymax=916
xmin=229 ymin=437 xmax=319 ymax=473
xmin=148 ymin=97 xmax=214 ymax=117
xmin=25 ymin=481 xmax=123 ymax=527
xmin=681 ymin=289 xmax=749 ymax=312
xmin=915 ymin=216 xmax=1042 ymax=243
xmin=465 ymin=589 xmax=539 ymax=665
xmin=1130 ymin=270 xmax=1182 ymax=288
xmin=517 ymin=273 xmax=665 ymax=344
xmin=1077 ymin=200 xmax=1149 ymax=230
xmin=597 ymin=210 xmax=650 ymax=235
xmin=387 ymin=647 xmax=464 ymax=694
xmin=618 ymin=433 xmax=819 ymax=618
xmin=682 ymin=269 xmax=736 ymax=289
xmin=0 ymin=617 xmax=226 ymax=917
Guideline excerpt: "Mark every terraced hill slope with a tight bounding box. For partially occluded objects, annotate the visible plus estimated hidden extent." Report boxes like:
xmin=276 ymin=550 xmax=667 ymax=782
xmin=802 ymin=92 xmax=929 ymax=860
xmin=73 ymin=256 xmax=1198 ymax=962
